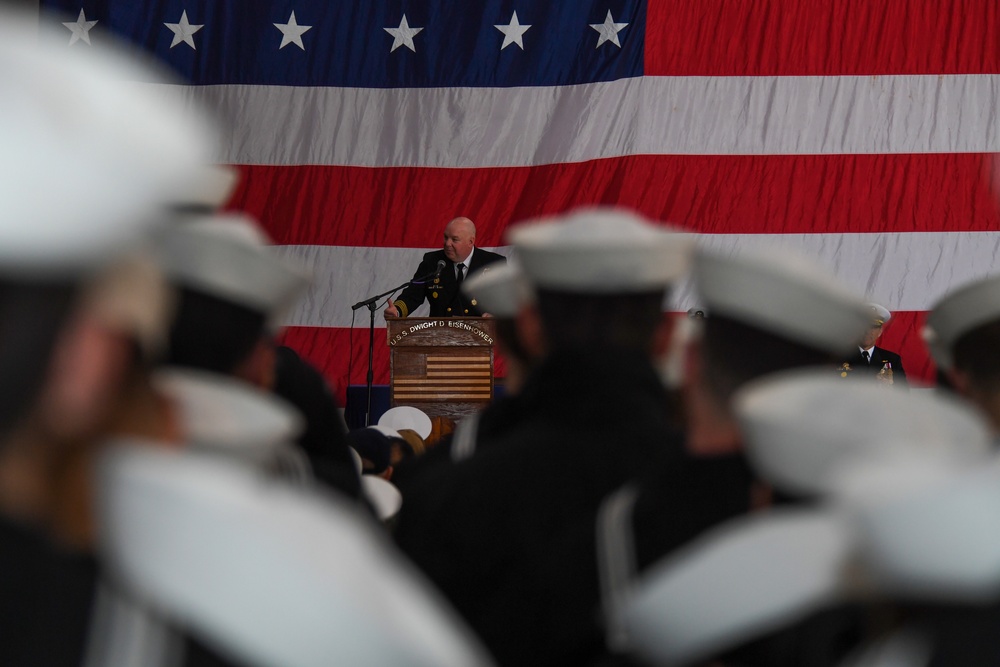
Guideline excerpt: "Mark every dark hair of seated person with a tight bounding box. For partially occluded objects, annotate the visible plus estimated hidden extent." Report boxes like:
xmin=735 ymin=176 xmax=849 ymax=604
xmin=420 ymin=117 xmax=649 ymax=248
xmin=701 ymin=314 xmax=837 ymax=405
xmin=0 ymin=279 xmax=79 ymax=440
xmin=388 ymin=436 xmax=415 ymax=466
xmin=952 ymin=320 xmax=1000 ymax=395
xmin=535 ymin=289 xmax=667 ymax=353
xmin=166 ymin=287 xmax=266 ymax=374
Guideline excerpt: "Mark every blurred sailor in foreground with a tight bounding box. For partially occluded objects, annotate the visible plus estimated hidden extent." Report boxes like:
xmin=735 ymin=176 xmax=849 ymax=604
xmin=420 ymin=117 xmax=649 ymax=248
xmin=739 ymin=371 xmax=1000 ymax=667
xmin=925 ymin=274 xmax=1000 ymax=437
xmin=155 ymin=214 xmax=363 ymax=497
xmin=596 ymin=247 xmax=874 ymax=661
xmin=616 ymin=369 xmax=996 ymax=667
xmin=82 ymin=179 xmax=335 ymax=493
xmin=98 ymin=175 xmax=491 ymax=667
xmin=163 ymin=169 xmax=362 ymax=498
xmin=834 ymin=454 xmax=1000 ymax=667
xmin=0 ymin=11 xmax=210 ymax=664
xmin=733 ymin=371 xmax=990 ymax=500
xmin=686 ymin=248 xmax=873 ymax=452
xmin=395 ymin=208 xmax=694 ymax=666
xmin=79 ymin=223 xmax=485 ymax=665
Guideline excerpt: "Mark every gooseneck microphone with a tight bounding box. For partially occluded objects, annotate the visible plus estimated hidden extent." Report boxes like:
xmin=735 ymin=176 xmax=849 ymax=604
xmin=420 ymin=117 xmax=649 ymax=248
xmin=433 ymin=259 xmax=447 ymax=280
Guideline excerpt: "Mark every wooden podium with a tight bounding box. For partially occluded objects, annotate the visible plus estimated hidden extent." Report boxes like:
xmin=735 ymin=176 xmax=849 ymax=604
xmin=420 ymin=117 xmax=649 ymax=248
xmin=386 ymin=317 xmax=497 ymax=420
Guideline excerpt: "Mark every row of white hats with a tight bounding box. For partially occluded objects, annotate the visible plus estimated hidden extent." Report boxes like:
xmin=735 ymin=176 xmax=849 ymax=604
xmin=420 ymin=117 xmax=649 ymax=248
xmin=474 ymin=208 xmax=1000 ymax=376
xmin=617 ymin=368 xmax=1000 ymax=666
xmin=465 ymin=209 xmax=874 ymax=358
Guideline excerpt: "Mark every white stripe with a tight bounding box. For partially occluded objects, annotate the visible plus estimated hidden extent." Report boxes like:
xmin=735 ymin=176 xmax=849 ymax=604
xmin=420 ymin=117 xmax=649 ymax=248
xmin=150 ymin=75 xmax=1000 ymax=168
xmin=276 ymin=233 xmax=1000 ymax=327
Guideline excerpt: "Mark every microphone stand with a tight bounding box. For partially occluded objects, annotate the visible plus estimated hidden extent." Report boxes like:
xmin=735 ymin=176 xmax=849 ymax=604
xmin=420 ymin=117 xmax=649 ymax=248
xmin=351 ymin=269 xmax=439 ymax=427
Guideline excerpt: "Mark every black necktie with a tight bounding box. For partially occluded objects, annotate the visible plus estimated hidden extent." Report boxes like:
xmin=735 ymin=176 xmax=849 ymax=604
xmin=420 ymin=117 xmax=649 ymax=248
xmin=456 ymin=262 xmax=466 ymax=285
xmin=862 ymin=350 xmax=870 ymax=364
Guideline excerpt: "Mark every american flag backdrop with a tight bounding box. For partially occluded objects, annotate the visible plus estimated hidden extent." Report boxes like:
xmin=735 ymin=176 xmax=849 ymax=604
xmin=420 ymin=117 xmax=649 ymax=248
xmin=40 ymin=0 xmax=1000 ymax=402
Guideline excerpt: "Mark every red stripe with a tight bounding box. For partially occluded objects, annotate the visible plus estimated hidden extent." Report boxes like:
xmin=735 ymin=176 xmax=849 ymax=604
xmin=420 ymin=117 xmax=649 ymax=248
xmin=282 ymin=312 xmax=936 ymax=409
xmin=229 ymin=154 xmax=1000 ymax=246
xmin=645 ymin=0 xmax=1000 ymax=76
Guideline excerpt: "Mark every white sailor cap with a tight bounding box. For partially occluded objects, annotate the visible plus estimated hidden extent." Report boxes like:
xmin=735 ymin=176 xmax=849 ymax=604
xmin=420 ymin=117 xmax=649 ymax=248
xmin=506 ymin=208 xmax=695 ymax=293
xmin=620 ymin=509 xmax=853 ymax=667
xmin=156 ymin=214 xmax=310 ymax=323
xmin=171 ymin=164 xmax=240 ymax=212
xmin=733 ymin=370 xmax=991 ymax=497
xmin=0 ymin=11 xmax=213 ymax=275
xmin=361 ymin=476 xmax=404 ymax=522
xmin=869 ymin=303 xmax=891 ymax=326
xmin=378 ymin=406 xmax=433 ymax=441
xmin=835 ymin=457 xmax=1000 ymax=602
xmin=461 ymin=261 xmax=535 ymax=318
xmin=97 ymin=446 xmax=495 ymax=667
xmin=923 ymin=275 xmax=1000 ymax=370
xmin=152 ymin=368 xmax=303 ymax=454
xmin=693 ymin=248 xmax=871 ymax=356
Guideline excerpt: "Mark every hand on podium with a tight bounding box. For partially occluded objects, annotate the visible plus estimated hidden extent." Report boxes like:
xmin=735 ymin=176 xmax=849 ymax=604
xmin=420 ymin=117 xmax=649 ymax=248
xmin=384 ymin=302 xmax=400 ymax=319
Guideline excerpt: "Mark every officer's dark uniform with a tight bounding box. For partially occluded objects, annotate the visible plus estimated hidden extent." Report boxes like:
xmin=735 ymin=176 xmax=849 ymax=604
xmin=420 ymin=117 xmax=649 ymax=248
xmin=842 ymin=346 xmax=908 ymax=386
xmin=392 ymin=249 xmax=506 ymax=317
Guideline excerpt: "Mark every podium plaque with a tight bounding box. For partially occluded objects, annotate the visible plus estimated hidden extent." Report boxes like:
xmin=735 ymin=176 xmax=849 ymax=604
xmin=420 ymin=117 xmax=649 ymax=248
xmin=386 ymin=317 xmax=496 ymax=420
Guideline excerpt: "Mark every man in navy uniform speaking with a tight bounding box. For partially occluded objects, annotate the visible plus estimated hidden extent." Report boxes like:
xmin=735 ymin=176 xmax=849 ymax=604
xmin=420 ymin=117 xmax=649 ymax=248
xmin=384 ymin=217 xmax=506 ymax=318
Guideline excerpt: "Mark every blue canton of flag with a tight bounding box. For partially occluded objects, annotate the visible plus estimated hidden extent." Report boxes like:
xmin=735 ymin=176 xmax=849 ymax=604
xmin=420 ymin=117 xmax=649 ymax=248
xmin=40 ymin=1 xmax=646 ymax=87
